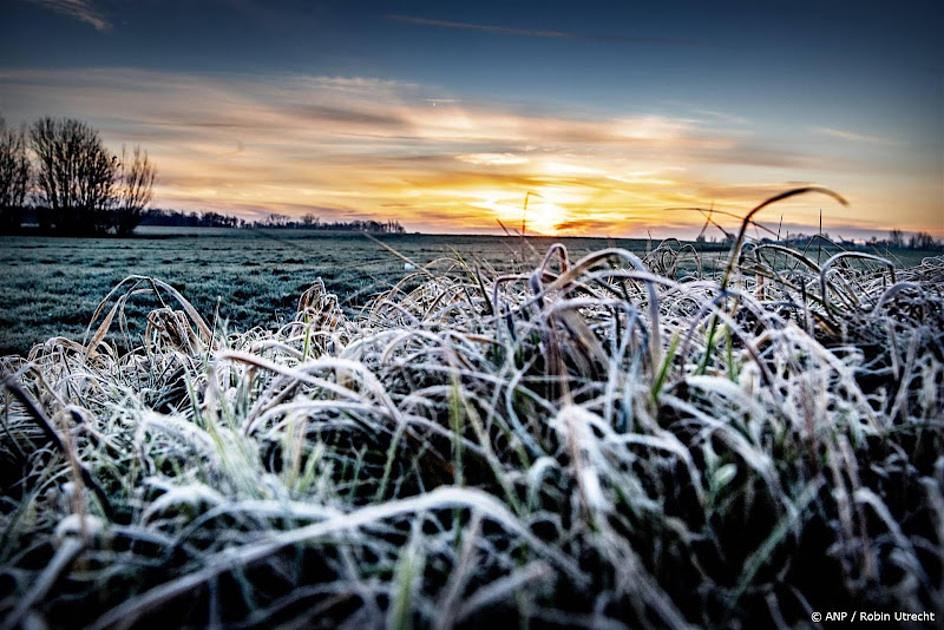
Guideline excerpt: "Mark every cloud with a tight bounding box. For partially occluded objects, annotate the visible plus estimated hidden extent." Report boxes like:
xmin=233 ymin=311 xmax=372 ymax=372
xmin=24 ymin=0 xmax=111 ymax=31
xmin=386 ymin=14 xmax=716 ymax=49
xmin=289 ymin=104 xmax=406 ymax=129
xmin=386 ymin=15 xmax=573 ymax=40
xmin=691 ymin=109 xmax=752 ymax=126
xmin=0 ymin=67 xmax=935 ymax=236
xmin=814 ymin=127 xmax=890 ymax=144
xmin=553 ymin=218 xmax=616 ymax=233
xmin=456 ymin=153 xmax=530 ymax=166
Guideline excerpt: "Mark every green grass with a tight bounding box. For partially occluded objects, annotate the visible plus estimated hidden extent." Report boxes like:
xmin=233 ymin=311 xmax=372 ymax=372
xmin=0 ymin=204 xmax=942 ymax=628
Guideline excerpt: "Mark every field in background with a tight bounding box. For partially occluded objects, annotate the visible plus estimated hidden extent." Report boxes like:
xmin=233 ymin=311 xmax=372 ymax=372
xmin=1 ymin=229 xmax=937 ymax=355
xmin=0 ymin=231 xmax=655 ymax=355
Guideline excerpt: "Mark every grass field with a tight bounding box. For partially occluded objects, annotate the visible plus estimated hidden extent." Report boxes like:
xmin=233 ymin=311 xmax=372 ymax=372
xmin=0 ymin=230 xmax=667 ymax=355
xmin=1 ymin=209 xmax=943 ymax=628
xmin=0 ymin=229 xmax=933 ymax=356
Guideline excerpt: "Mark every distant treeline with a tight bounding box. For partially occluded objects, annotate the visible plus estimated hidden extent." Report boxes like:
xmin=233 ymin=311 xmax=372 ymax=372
xmin=698 ymin=229 xmax=941 ymax=251
xmin=139 ymin=209 xmax=241 ymax=228
xmin=776 ymin=229 xmax=940 ymax=250
xmin=873 ymin=228 xmax=939 ymax=250
xmin=252 ymin=212 xmax=405 ymax=233
xmin=140 ymin=209 xmax=406 ymax=233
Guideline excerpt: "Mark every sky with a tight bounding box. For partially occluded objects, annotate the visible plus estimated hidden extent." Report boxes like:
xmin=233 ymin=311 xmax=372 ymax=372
xmin=1 ymin=0 xmax=941 ymax=238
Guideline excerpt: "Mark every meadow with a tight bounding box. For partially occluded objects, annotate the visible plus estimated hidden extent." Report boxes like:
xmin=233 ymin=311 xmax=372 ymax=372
xmin=1 ymin=196 xmax=942 ymax=628
xmin=0 ymin=229 xmax=662 ymax=356
xmin=0 ymin=228 xmax=931 ymax=356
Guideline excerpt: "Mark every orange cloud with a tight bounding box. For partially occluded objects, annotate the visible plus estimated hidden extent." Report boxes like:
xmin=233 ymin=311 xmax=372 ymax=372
xmin=0 ymin=68 xmax=939 ymax=238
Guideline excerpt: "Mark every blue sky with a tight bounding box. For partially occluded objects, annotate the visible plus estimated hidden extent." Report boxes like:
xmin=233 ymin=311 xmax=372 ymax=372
xmin=1 ymin=0 xmax=941 ymax=237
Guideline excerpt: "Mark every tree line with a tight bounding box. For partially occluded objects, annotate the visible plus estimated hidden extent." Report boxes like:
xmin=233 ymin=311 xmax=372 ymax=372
xmin=881 ymin=228 xmax=939 ymax=250
xmin=1 ymin=117 xmax=156 ymax=235
xmin=251 ymin=212 xmax=405 ymax=233
xmin=139 ymin=208 xmax=241 ymax=228
xmin=139 ymin=209 xmax=406 ymax=233
xmin=773 ymin=230 xmax=940 ymax=250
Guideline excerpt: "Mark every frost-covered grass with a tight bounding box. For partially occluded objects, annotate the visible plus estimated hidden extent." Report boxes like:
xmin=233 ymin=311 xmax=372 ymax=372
xmin=1 ymin=190 xmax=943 ymax=628
xmin=0 ymin=231 xmax=662 ymax=355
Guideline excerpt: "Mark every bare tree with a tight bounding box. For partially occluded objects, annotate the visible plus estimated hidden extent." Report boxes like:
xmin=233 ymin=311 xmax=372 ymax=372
xmin=30 ymin=117 xmax=117 ymax=233
xmin=28 ymin=118 xmax=156 ymax=234
xmin=909 ymin=231 xmax=937 ymax=250
xmin=0 ymin=119 xmax=31 ymax=231
xmin=889 ymin=229 xmax=905 ymax=248
xmin=112 ymin=146 xmax=156 ymax=235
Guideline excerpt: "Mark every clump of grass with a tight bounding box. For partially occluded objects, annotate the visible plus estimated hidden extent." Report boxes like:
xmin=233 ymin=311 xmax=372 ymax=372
xmin=1 ymin=190 xmax=943 ymax=628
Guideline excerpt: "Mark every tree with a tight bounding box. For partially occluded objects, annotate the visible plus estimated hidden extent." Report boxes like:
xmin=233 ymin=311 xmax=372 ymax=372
xmin=908 ymin=231 xmax=937 ymax=250
xmin=112 ymin=146 xmax=156 ymax=235
xmin=29 ymin=117 xmax=156 ymax=234
xmin=889 ymin=229 xmax=905 ymax=248
xmin=0 ymin=119 xmax=30 ymax=231
xmin=30 ymin=117 xmax=116 ymax=233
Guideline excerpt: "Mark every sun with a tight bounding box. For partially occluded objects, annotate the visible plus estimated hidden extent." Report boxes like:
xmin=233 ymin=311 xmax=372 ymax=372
xmin=470 ymin=189 xmax=570 ymax=235
xmin=523 ymin=194 xmax=568 ymax=235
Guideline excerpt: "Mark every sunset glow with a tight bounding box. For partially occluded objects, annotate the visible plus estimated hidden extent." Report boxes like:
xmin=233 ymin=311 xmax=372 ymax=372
xmin=1 ymin=2 xmax=941 ymax=239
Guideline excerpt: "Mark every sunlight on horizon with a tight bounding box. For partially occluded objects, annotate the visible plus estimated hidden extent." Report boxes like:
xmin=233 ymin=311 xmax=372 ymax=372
xmin=1 ymin=67 xmax=940 ymax=239
xmin=470 ymin=190 xmax=571 ymax=236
